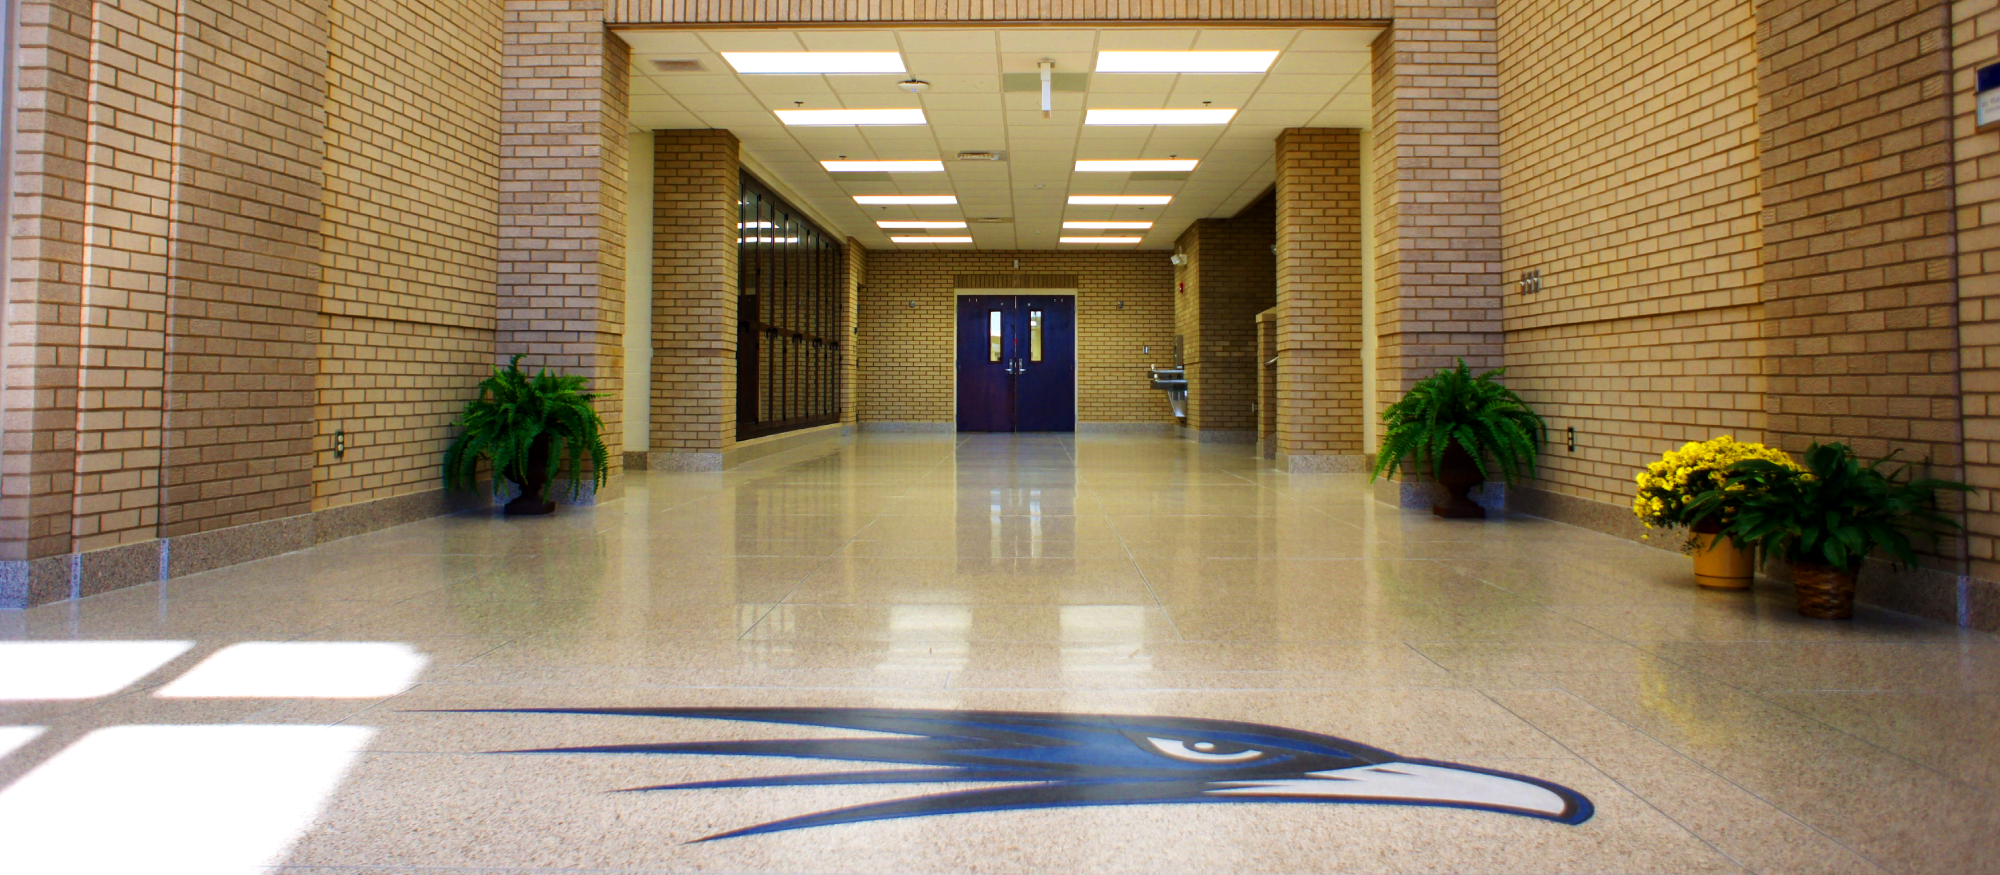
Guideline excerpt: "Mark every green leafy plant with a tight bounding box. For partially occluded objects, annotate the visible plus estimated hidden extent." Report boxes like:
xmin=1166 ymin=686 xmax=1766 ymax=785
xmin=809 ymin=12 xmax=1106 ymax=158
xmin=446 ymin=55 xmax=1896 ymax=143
xmin=1371 ymin=359 xmax=1547 ymax=483
xmin=442 ymin=354 xmax=608 ymax=500
xmin=1687 ymin=442 xmax=1970 ymax=570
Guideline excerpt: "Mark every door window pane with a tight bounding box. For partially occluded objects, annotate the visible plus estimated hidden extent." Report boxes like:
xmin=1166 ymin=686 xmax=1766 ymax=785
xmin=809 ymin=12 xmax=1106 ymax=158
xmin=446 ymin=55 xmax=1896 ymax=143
xmin=1030 ymin=310 xmax=1043 ymax=362
xmin=989 ymin=310 xmax=1002 ymax=362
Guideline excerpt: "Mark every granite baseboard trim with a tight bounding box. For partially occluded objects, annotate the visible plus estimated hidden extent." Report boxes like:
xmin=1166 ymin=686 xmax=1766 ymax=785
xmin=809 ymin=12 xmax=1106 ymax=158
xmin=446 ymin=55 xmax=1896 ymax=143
xmin=1259 ymin=437 xmax=1276 ymax=459
xmin=1282 ymin=453 xmax=1370 ymax=474
xmin=623 ymin=451 xmax=648 ymax=471
xmin=1185 ymin=427 xmax=1258 ymax=444
xmin=1077 ymin=422 xmax=1175 ymax=435
xmin=857 ymin=421 xmax=957 ymax=433
xmin=646 ymin=451 xmax=724 ymax=472
xmin=1374 ymin=475 xmax=1507 ymax=510
xmin=1505 ymin=484 xmax=2000 ymax=632
xmin=2 ymin=485 xmax=486 ymax=610
xmin=722 ymin=423 xmax=850 ymax=468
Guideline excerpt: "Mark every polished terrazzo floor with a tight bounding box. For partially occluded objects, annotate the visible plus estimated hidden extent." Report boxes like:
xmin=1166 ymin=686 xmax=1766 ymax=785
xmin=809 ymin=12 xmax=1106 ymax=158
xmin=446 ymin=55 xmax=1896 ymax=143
xmin=2 ymin=433 xmax=1998 ymax=874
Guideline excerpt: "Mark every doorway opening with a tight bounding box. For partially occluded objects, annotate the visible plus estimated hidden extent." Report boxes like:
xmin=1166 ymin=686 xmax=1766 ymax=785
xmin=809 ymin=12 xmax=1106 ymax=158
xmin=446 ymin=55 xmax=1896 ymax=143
xmin=956 ymin=293 xmax=1075 ymax=432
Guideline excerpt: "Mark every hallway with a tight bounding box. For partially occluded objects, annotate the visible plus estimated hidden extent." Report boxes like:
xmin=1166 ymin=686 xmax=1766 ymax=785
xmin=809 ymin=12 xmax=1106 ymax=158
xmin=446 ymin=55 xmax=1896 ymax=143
xmin=2 ymin=434 xmax=1997 ymax=873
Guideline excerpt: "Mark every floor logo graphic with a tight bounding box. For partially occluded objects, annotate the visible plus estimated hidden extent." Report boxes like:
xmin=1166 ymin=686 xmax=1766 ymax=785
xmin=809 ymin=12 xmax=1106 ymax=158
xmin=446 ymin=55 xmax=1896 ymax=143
xmin=472 ymin=707 xmax=1595 ymax=841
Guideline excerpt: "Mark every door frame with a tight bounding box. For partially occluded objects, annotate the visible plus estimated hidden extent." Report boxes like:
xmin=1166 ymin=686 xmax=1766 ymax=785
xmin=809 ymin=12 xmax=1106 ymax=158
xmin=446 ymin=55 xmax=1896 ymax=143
xmin=952 ymin=287 xmax=1079 ymax=432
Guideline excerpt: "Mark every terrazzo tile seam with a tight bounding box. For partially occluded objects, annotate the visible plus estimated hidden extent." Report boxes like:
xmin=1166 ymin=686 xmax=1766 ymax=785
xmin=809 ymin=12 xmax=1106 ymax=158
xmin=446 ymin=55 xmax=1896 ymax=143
xmin=1534 ymin=685 xmax=1903 ymax=874
xmin=1473 ymin=689 xmax=1769 ymax=875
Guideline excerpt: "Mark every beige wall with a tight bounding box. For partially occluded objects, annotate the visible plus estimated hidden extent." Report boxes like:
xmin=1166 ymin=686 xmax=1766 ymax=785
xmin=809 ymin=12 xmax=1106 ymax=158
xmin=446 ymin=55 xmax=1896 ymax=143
xmin=1494 ymin=0 xmax=1766 ymax=507
xmin=857 ymin=251 xmax=1177 ymax=427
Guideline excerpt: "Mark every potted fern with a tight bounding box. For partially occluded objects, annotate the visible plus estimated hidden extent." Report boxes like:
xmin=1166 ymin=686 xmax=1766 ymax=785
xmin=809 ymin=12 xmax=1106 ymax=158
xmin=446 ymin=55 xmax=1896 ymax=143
xmin=1371 ymin=360 xmax=1545 ymax=518
xmin=1687 ymin=442 xmax=1970 ymax=618
xmin=443 ymin=354 xmax=609 ymax=516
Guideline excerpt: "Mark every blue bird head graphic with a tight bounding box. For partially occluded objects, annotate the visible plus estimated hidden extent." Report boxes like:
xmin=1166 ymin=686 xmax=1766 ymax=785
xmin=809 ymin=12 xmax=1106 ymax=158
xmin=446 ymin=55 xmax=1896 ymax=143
xmin=472 ymin=707 xmax=1594 ymax=842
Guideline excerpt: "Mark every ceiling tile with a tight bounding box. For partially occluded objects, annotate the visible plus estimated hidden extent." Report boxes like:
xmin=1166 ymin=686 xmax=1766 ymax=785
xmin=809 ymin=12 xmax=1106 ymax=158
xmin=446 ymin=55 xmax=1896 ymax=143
xmin=650 ymin=74 xmax=748 ymax=95
xmin=697 ymin=32 xmax=808 ymax=52
xmin=904 ymin=54 xmax=1000 ymax=75
xmin=1286 ymin=29 xmax=1382 ymax=52
xmin=618 ymin=32 xmax=711 ymax=54
xmin=897 ymin=30 xmax=998 ymax=53
xmin=1271 ymin=52 xmax=1372 ymax=76
xmin=1189 ymin=29 xmax=1297 ymax=50
xmin=1094 ymin=30 xmax=1198 ymax=50
xmin=998 ymin=52 xmax=1095 ymax=73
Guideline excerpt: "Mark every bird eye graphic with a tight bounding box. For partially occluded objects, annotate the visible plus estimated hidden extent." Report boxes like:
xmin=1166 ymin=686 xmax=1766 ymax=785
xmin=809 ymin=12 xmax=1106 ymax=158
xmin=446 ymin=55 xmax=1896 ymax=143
xmin=1142 ymin=736 xmax=1267 ymax=763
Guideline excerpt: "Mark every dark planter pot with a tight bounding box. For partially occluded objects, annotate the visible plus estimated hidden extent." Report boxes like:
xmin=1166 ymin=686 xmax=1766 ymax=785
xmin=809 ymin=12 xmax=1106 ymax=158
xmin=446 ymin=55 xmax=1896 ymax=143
xmin=1791 ymin=561 xmax=1857 ymax=619
xmin=503 ymin=434 xmax=557 ymax=516
xmin=1432 ymin=442 xmax=1486 ymax=519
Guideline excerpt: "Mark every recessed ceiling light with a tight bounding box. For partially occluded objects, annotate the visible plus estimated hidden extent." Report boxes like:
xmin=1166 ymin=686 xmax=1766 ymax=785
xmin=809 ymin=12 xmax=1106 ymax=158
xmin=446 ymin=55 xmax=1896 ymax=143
xmin=722 ymin=52 xmax=907 ymax=74
xmin=1063 ymin=221 xmax=1154 ymax=229
xmin=1095 ymin=51 xmax=1280 ymax=73
xmin=822 ymin=160 xmax=946 ymax=172
xmin=1067 ymin=195 xmax=1172 ymax=205
xmin=1084 ymin=109 xmax=1237 ymax=126
xmin=1060 ymin=236 xmax=1145 ymax=244
xmin=856 ymin=195 xmax=958 ymax=205
xmin=891 ymin=236 xmax=974 ymax=243
xmin=741 ymin=236 xmax=801 ymax=243
xmin=740 ymin=221 xmax=777 ymax=229
xmin=878 ymin=221 xmax=968 ymax=228
xmin=776 ymin=108 xmax=927 ymax=126
xmin=1075 ymin=159 xmax=1199 ymax=172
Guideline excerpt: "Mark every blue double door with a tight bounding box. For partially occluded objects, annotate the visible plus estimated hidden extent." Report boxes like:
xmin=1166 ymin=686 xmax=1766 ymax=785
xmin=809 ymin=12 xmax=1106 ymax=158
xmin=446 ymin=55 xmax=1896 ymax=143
xmin=956 ymin=294 xmax=1076 ymax=432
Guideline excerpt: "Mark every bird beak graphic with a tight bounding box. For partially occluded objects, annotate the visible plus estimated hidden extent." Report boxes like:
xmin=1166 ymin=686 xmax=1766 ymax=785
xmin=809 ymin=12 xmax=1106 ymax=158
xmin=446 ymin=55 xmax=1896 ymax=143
xmin=1204 ymin=761 xmax=1591 ymax=824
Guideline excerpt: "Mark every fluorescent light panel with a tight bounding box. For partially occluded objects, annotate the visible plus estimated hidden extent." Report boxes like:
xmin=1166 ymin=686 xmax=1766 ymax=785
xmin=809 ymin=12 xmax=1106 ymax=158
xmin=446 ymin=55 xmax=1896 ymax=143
xmin=1095 ymin=51 xmax=1279 ymax=73
xmin=741 ymin=236 xmax=801 ymax=243
xmin=1064 ymin=221 xmax=1154 ymax=229
xmin=1084 ymin=108 xmax=1237 ymax=126
xmin=877 ymin=221 xmax=968 ymax=228
xmin=1061 ymin=236 xmax=1144 ymax=244
xmin=1068 ymin=195 xmax=1172 ymax=205
xmin=822 ymin=160 xmax=945 ymax=172
xmin=722 ymin=52 xmax=906 ymax=74
xmin=776 ymin=108 xmax=927 ymax=126
xmin=891 ymin=236 xmax=974 ymax=243
xmin=1075 ymin=159 xmax=1199 ymax=172
xmin=856 ymin=195 xmax=958 ymax=205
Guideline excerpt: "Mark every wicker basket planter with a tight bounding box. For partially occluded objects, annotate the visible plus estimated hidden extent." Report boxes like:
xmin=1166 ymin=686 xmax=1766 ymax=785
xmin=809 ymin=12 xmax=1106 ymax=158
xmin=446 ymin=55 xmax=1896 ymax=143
xmin=1791 ymin=562 xmax=1858 ymax=619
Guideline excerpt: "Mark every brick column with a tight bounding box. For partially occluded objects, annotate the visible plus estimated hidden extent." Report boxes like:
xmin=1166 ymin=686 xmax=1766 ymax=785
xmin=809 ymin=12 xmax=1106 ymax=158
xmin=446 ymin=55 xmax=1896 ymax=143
xmin=498 ymin=1 xmax=627 ymax=496
xmin=841 ymin=238 xmax=865 ymax=427
xmin=1 ymin=0 xmax=94 ymax=603
xmin=1370 ymin=7 xmax=1505 ymax=392
xmin=648 ymin=130 xmax=739 ymax=470
xmin=1275 ymin=129 xmax=1366 ymax=472
xmin=1174 ymin=195 xmax=1276 ymax=444
xmin=1368 ymin=6 xmax=1505 ymax=503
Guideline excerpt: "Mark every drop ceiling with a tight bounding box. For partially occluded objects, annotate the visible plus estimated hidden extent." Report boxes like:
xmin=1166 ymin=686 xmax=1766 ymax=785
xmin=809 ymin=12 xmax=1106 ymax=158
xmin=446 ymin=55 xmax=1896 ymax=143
xmin=618 ymin=26 xmax=1381 ymax=250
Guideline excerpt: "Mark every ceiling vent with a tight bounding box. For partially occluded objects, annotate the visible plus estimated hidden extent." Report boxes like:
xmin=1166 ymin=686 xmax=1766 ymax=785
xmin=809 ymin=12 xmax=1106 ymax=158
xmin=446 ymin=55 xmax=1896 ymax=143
xmin=650 ymin=58 xmax=708 ymax=73
xmin=966 ymin=217 xmax=1014 ymax=224
xmin=956 ymin=151 xmax=1007 ymax=162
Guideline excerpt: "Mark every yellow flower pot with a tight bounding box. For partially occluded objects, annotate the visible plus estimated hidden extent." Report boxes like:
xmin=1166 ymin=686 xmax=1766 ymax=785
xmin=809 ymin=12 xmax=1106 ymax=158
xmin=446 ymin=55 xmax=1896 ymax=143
xmin=1690 ymin=531 xmax=1753 ymax=589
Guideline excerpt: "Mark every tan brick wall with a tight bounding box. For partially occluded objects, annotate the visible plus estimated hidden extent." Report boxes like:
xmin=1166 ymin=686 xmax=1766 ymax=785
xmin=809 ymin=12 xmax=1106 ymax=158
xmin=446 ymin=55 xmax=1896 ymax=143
xmin=1758 ymin=0 xmax=1959 ymax=471
xmin=68 ymin=0 xmax=177 ymax=551
xmin=498 ymin=0 xmax=627 ymax=476
xmin=315 ymin=0 xmax=503 ymax=511
xmin=1951 ymin=3 xmax=2000 ymax=579
xmin=1275 ymin=130 xmax=1365 ymax=459
xmin=158 ymin=0 xmax=329 ymax=538
xmin=1371 ymin=6 xmax=1505 ymax=407
xmin=1496 ymin=0 xmax=1766 ymax=506
xmin=650 ymin=130 xmax=739 ymax=452
xmin=606 ymin=0 xmax=1392 ymax=24
xmin=1175 ymin=193 xmax=1277 ymax=436
xmin=859 ymin=251 xmax=1175 ymax=425
xmin=841 ymin=238 xmax=865 ymax=426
